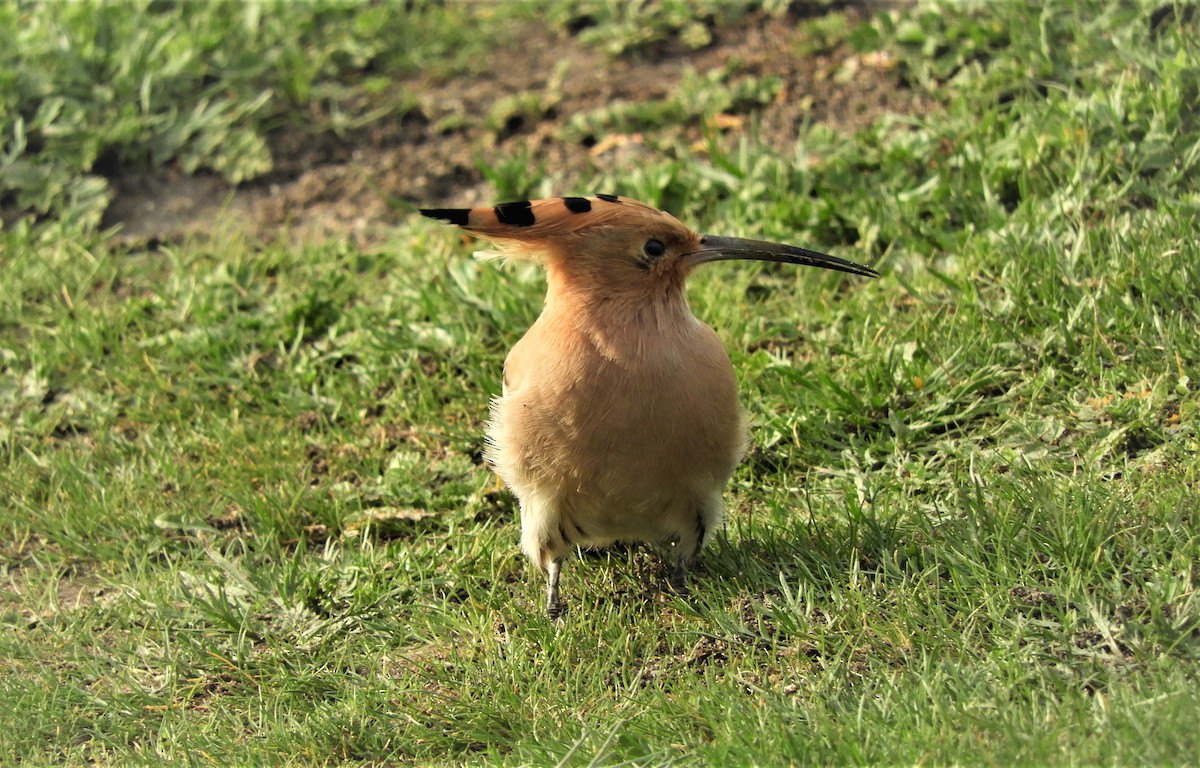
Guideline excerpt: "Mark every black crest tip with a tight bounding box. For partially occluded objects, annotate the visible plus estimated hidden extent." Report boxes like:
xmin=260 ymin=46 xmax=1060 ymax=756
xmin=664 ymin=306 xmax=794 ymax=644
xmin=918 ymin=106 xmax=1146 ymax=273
xmin=419 ymin=208 xmax=471 ymax=226
xmin=562 ymin=196 xmax=592 ymax=213
xmin=494 ymin=201 xmax=536 ymax=227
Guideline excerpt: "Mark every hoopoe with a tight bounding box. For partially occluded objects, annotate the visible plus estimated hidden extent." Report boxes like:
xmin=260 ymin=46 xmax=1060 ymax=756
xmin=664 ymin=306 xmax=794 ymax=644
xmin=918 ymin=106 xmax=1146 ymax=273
xmin=421 ymin=194 xmax=877 ymax=617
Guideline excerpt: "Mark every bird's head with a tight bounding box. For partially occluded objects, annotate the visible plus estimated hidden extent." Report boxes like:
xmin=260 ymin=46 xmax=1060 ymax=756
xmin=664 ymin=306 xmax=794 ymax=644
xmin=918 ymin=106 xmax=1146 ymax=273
xmin=421 ymin=194 xmax=877 ymax=301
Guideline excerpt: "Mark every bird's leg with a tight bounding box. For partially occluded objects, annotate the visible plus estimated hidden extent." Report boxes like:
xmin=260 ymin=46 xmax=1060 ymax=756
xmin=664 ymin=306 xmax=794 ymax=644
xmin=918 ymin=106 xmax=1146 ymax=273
xmin=546 ymin=557 xmax=564 ymax=618
xmin=669 ymin=508 xmax=708 ymax=596
xmin=669 ymin=557 xmax=689 ymax=596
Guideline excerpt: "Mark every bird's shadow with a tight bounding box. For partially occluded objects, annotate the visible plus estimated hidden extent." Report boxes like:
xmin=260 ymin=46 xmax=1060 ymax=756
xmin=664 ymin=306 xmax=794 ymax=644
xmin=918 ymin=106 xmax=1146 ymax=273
xmin=706 ymin=507 xmax=912 ymax=595
xmin=570 ymin=505 xmax=914 ymax=617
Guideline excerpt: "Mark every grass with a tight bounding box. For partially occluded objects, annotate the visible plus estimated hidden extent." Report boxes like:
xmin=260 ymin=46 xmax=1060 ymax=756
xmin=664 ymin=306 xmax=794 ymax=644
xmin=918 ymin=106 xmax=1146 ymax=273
xmin=3 ymin=0 xmax=1199 ymax=764
xmin=0 ymin=0 xmax=504 ymax=228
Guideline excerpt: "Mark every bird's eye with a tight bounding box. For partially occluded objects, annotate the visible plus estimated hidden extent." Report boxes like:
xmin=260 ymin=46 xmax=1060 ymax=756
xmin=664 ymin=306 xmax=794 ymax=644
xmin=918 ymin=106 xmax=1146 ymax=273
xmin=643 ymin=238 xmax=666 ymax=258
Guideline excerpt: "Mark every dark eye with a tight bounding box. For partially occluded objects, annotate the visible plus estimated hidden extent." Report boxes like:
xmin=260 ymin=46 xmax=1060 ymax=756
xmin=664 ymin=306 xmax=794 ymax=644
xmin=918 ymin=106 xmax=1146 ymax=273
xmin=643 ymin=238 xmax=666 ymax=258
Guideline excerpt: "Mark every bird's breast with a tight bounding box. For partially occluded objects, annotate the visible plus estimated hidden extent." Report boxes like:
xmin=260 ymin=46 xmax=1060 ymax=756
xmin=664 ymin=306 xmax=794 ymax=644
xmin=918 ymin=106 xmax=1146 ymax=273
xmin=488 ymin=305 xmax=747 ymax=506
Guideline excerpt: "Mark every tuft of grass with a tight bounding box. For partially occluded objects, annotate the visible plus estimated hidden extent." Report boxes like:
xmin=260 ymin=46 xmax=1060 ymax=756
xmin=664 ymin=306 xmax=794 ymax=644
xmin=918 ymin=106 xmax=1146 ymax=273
xmin=0 ymin=0 xmax=508 ymax=229
xmin=533 ymin=0 xmax=788 ymax=56
xmin=3 ymin=0 xmax=1199 ymax=765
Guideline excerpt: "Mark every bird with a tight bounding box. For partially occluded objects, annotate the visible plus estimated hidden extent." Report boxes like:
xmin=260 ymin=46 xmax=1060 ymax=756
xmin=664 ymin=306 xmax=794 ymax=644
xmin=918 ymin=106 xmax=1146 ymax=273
xmin=420 ymin=194 xmax=878 ymax=617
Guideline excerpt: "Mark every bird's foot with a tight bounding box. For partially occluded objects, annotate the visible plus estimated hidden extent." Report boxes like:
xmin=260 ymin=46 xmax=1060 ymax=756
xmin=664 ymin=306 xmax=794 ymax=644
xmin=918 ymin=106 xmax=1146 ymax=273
xmin=668 ymin=560 xmax=690 ymax=596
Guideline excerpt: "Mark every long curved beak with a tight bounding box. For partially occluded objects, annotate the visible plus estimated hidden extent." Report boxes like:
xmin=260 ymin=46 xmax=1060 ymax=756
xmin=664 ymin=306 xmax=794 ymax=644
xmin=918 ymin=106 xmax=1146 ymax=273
xmin=683 ymin=234 xmax=879 ymax=278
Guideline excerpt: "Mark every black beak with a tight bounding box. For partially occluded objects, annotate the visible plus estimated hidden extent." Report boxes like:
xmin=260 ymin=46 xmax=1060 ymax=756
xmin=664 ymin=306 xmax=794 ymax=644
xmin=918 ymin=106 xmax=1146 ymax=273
xmin=683 ymin=235 xmax=879 ymax=278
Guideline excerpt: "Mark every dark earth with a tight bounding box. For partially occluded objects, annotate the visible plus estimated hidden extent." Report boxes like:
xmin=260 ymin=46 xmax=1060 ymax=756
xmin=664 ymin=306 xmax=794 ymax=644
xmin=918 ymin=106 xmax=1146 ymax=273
xmin=102 ymin=3 xmax=928 ymax=246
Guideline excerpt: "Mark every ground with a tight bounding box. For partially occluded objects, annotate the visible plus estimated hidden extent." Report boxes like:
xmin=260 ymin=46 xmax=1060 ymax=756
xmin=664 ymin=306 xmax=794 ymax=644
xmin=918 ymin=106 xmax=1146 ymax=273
xmin=101 ymin=4 xmax=928 ymax=245
xmin=12 ymin=2 xmax=1197 ymax=763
